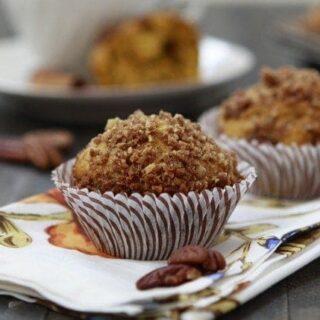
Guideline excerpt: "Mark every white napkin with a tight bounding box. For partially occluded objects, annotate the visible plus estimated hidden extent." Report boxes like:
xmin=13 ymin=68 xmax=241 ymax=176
xmin=0 ymin=193 xmax=319 ymax=317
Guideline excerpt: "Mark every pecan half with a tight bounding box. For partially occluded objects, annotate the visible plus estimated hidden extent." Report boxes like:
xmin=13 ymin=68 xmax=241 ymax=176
xmin=31 ymin=69 xmax=86 ymax=89
xmin=168 ymin=245 xmax=209 ymax=266
xmin=0 ymin=129 xmax=74 ymax=170
xmin=136 ymin=264 xmax=202 ymax=290
xmin=202 ymin=250 xmax=226 ymax=272
xmin=136 ymin=246 xmax=226 ymax=291
xmin=168 ymin=245 xmax=226 ymax=272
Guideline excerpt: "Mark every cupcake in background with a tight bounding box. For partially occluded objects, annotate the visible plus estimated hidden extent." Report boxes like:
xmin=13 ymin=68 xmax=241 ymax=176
xmin=90 ymin=12 xmax=199 ymax=87
xmin=219 ymin=67 xmax=320 ymax=145
xmin=200 ymin=66 xmax=320 ymax=200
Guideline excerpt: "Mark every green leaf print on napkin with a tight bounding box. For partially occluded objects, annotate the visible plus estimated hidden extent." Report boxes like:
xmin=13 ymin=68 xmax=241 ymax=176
xmin=0 ymin=216 xmax=32 ymax=248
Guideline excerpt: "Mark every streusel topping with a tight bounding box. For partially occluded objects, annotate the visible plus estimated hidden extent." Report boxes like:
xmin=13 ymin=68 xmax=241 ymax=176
xmin=73 ymin=111 xmax=242 ymax=195
xmin=219 ymin=66 xmax=320 ymax=145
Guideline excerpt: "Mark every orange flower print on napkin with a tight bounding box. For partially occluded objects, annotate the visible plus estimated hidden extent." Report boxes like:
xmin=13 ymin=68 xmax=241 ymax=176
xmin=47 ymin=222 xmax=114 ymax=258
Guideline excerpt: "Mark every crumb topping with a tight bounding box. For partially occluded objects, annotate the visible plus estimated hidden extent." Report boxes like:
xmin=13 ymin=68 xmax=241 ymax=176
xmin=219 ymin=66 xmax=320 ymax=145
xmin=73 ymin=111 xmax=242 ymax=195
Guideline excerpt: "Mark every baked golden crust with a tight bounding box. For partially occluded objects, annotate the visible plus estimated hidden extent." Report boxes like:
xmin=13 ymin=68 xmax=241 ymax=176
xmin=73 ymin=111 xmax=242 ymax=195
xmin=219 ymin=66 xmax=320 ymax=145
xmin=89 ymin=12 xmax=198 ymax=87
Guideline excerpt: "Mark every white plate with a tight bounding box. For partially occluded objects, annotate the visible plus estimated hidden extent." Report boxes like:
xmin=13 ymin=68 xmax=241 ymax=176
xmin=0 ymin=36 xmax=255 ymax=124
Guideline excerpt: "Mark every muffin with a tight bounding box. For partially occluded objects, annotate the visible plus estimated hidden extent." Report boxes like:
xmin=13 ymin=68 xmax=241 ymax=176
xmin=53 ymin=111 xmax=256 ymax=260
xmin=89 ymin=12 xmax=199 ymax=87
xmin=73 ymin=111 xmax=242 ymax=195
xmin=200 ymin=66 xmax=320 ymax=200
xmin=219 ymin=67 xmax=320 ymax=145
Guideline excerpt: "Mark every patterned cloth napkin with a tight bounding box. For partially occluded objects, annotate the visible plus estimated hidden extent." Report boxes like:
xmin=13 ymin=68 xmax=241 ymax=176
xmin=0 ymin=189 xmax=319 ymax=319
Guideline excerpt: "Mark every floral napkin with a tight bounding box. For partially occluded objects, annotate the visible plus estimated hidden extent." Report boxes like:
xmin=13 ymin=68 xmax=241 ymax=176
xmin=0 ymin=189 xmax=319 ymax=319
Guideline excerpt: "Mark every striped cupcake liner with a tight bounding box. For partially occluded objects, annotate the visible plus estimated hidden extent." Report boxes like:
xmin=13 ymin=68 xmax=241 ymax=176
xmin=199 ymin=108 xmax=320 ymax=200
xmin=52 ymin=159 xmax=256 ymax=260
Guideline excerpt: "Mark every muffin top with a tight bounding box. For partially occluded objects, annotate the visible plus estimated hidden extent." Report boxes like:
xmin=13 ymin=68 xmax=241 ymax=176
xmin=219 ymin=66 xmax=320 ymax=145
xmin=73 ymin=111 xmax=242 ymax=195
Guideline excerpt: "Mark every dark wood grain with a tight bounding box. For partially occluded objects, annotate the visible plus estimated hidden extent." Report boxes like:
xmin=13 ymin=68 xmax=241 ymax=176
xmin=0 ymin=2 xmax=319 ymax=320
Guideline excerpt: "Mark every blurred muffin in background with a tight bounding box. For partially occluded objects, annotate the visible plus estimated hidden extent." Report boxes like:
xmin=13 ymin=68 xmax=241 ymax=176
xmin=200 ymin=66 xmax=320 ymax=200
xmin=304 ymin=6 xmax=320 ymax=33
xmin=90 ymin=12 xmax=199 ymax=87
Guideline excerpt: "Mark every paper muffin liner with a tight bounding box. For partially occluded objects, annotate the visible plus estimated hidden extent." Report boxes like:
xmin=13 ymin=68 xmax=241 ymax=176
xmin=199 ymin=108 xmax=320 ymax=200
xmin=52 ymin=159 xmax=256 ymax=260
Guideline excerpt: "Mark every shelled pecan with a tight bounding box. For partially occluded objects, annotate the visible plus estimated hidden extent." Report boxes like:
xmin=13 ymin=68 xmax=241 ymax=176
xmin=169 ymin=245 xmax=226 ymax=272
xmin=0 ymin=129 xmax=74 ymax=170
xmin=31 ymin=69 xmax=86 ymax=89
xmin=136 ymin=246 xmax=226 ymax=290
xmin=136 ymin=264 xmax=202 ymax=291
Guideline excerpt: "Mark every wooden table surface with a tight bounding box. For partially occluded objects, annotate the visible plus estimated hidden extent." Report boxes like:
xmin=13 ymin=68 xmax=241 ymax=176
xmin=0 ymin=3 xmax=319 ymax=320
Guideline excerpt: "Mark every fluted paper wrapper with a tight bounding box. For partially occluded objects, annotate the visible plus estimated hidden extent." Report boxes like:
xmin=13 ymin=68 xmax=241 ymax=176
xmin=52 ymin=159 xmax=256 ymax=260
xmin=199 ymin=108 xmax=320 ymax=200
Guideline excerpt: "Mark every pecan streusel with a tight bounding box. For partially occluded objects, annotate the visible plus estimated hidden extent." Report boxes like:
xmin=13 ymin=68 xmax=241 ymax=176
xmin=219 ymin=66 xmax=320 ymax=145
xmin=73 ymin=111 xmax=242 ymax=195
